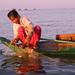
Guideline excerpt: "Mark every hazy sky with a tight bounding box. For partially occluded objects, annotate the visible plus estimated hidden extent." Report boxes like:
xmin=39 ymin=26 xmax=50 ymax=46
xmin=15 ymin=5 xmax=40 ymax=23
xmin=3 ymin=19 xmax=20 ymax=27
xmin=0 ymin=0 xmax=75 ymax=9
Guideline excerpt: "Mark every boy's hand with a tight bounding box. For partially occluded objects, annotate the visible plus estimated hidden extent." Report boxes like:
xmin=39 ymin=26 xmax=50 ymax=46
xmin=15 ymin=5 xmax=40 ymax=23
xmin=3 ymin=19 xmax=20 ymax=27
xmin=11 ymin=38 xmax=18 ymax=45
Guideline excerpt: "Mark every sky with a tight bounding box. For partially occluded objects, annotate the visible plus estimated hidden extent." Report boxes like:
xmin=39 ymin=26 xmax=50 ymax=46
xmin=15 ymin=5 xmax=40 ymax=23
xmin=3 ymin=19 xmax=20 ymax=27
xmin=0 ymin=0 xmax=75 ymax=9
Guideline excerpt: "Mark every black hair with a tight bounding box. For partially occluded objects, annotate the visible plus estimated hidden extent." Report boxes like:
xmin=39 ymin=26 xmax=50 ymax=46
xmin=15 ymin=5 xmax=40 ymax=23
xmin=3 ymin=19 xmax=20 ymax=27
xmin=7 ymin=9 xmax=20 ymax=18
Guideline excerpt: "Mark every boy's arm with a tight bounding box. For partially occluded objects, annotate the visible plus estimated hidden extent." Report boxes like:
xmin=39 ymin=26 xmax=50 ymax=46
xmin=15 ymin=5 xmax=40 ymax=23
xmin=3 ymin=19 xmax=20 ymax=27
xmin=26 ymin=23 xmax=34 ymax=45
xmin=11 ymin=37 xmax=19 ymax=45
xmin=27 ymin=23 xmax=33 ymax=37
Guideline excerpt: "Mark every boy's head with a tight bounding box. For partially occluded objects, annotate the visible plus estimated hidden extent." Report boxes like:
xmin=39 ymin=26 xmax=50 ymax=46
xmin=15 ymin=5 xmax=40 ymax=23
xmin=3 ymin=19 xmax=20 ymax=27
xmin=7 ymin=9 xmax=20 ymax=24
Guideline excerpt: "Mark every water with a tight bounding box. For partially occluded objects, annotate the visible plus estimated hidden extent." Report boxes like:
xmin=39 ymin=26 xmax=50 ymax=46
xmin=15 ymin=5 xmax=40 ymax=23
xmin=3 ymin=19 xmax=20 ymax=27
xmin=1 ymin=8 xmax=75 ymax=39
xmin=0 ymin=8 xmax=75 ymax=75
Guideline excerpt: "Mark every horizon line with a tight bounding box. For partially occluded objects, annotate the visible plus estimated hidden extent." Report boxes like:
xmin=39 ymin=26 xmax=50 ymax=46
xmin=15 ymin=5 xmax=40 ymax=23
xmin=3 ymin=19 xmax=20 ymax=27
xmin=0 ymin=8 xmax=75 ymax=11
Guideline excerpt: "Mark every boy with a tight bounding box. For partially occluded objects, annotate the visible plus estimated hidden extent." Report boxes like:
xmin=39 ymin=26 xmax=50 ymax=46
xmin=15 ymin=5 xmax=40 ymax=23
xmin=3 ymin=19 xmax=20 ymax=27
xmin=7 ymin=9 xmax=41 ymax=49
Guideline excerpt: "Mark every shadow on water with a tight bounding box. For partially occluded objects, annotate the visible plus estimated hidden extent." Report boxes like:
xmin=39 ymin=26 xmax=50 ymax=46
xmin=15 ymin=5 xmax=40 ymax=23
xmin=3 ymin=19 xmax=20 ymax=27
xmin=1 ymin=51 xmax=75 ymax=75
xmin=0 ymin=48 xmax=46 ymax=75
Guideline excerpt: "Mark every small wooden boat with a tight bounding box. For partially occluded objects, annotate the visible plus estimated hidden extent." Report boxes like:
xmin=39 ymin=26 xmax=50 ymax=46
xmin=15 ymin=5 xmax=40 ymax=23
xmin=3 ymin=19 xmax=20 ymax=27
xmin=0 ymin=37 xmax=75 ymax=58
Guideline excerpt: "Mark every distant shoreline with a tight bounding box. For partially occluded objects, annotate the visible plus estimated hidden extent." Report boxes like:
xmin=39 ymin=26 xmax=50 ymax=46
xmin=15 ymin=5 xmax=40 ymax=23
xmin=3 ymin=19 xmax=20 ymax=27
xmin=0 ymin=8 xmax=75 ymax=11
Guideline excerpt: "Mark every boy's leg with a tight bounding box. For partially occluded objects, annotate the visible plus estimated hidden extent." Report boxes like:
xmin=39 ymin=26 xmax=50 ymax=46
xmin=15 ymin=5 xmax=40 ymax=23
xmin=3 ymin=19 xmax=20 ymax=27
xmin=18 ymin=26 xmax=27 ymax=46
xmin=30 ymin=25 xmax=41 ymax=48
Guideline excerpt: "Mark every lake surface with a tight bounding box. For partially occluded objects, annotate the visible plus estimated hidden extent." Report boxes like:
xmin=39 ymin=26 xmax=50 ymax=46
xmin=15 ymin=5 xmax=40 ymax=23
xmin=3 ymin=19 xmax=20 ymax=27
xmin=0 ymin=8 xmax=75 ymax=39
xmin=0 ymin=8 xmax=75 ymax=75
